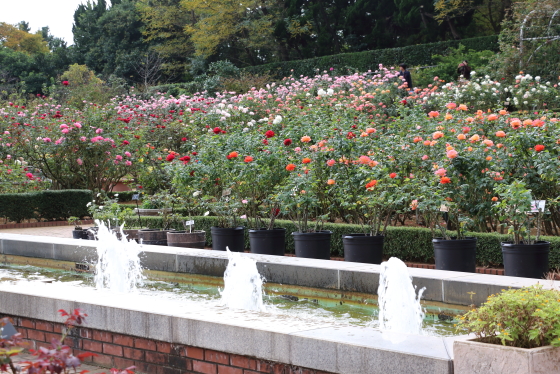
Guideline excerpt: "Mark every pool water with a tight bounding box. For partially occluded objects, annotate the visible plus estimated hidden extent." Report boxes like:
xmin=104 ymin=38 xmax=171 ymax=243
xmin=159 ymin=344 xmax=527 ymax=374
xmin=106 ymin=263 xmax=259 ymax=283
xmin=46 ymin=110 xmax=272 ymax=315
xmin=0 ymin=264 xmax=466 ymax=336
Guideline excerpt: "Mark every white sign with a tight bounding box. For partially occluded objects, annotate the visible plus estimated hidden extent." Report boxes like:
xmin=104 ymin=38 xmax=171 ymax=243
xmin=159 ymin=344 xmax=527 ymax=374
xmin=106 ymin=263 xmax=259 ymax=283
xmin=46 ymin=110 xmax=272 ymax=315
xmin=530 ymin=200 xmax=546 ymax=213
xmin=185 ymin=220 xmax=195 ymax=226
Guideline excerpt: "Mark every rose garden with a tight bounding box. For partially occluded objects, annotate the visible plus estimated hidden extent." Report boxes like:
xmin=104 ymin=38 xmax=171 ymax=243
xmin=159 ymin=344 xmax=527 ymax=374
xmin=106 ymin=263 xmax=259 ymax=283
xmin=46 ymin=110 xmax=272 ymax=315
xmin=2 ymin=0 xmax=560 ymax=372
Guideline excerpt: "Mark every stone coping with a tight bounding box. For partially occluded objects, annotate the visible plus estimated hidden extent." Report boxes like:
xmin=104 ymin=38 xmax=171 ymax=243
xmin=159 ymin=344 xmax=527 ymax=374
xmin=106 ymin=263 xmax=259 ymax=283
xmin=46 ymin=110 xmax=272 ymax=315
xmin=0 ymin=281 xmax=463 ymax=374
xmin=0 ymin=233 xmax=557 ymax=307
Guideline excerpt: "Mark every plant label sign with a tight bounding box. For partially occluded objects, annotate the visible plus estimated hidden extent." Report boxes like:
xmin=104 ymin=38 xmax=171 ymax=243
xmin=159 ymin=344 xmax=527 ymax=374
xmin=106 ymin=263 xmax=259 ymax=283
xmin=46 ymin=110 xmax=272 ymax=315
xmin=222 ymin=188 xmax=232 ymax=197
xmin=185 ymin=220 xmax=195 ymax=226
xmin=132 ymin=194 xmax=140 ymax=200
xmin=530 ymin=200 xmax=546 ymax=213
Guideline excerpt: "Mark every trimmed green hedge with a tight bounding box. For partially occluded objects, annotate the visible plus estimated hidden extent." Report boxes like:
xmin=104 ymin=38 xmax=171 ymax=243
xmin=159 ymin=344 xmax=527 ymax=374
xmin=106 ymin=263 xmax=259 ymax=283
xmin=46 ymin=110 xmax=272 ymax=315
xmin=0 ymin=190 xmax=92 ymax=222
xmin=122 ymin=215 xmax=560 ymax=269
xmin=242 ymin=36 xmax=499 ymax=80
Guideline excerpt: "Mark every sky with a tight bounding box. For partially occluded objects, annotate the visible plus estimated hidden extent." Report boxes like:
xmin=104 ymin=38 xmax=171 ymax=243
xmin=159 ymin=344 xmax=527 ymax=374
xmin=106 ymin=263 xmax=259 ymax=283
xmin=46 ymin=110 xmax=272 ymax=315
xmin=0 ymin=0 xmax=86 ymax=44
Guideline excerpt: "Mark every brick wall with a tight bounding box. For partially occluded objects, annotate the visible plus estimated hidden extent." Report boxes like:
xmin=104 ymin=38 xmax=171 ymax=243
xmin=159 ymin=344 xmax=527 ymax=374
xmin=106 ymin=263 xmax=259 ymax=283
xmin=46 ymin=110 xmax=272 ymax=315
xmin=6 ymin=315 xmax=334 ymax=374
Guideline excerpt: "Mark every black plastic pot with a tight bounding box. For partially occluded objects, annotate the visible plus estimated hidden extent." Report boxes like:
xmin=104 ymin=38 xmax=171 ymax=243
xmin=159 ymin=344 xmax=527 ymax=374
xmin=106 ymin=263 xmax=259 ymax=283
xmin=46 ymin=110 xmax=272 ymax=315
xmin=249 ymin=228 xmax=286 ymax=256
xmin=433 ymin=237 xmax=477 ymax=273
xmin=292 ymin=231 xmax=332 ymax=260
xmin=72 ymin=229 xmax=83 ymax=239
xmin=343 ymin=234 xmax=384 ymax=264
xmin=81 ymin=229 xmax=89 ymax=239
xmin=211 ymin=226 xmax=245 ymax=252
xmin=501 ymin=241 xmax=550 ymax=279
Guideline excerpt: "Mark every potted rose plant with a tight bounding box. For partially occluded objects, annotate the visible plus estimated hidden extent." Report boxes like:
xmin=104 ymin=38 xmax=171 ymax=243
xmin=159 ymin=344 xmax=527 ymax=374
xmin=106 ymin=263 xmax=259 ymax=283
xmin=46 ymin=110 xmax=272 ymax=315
xmin=166 ymin=191 xmax=206 ymax=249
xmin=236 ymin=141 xmax=289 ymax=256
xmin=454 ymin=285 xmax=560 ymax=374
xmin=414 ymin=177 xmax=477 ymax=273
xmin=493 ymin=181 xmax=549 ymax=278
xmin=276 ymin=159 xmax=331 ymax=260
xmin=340 ymin=173 xmax=410 ymax=264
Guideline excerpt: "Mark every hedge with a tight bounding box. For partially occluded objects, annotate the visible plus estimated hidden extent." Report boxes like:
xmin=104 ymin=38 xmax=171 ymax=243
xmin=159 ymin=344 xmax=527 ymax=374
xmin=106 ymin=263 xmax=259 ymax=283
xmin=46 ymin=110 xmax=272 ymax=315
xmin=119 ymin=215 xmax=560 ymax=269
xmin=242 ymin=35 xmax=499 ymax=80
xmin=0 ymin=190 xmax=92 ymax=222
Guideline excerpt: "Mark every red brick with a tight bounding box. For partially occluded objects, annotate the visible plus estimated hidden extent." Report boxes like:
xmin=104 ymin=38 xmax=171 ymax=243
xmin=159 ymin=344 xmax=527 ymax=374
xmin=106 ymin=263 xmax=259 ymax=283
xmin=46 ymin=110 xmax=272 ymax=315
xmin=79 ymin=328 xmax=92 ymax=339
xmin=53 ymin=324 xmax=63 ymax=333
xmin=205 ymin=350 xmax=229 ymax=364
xmin=103 ymin=343 xmax=124 ymax=356
xmin=27 ymin=330 xmax=45 ymax=342
xmin=145 ymin=351 xmax=167 ymax=365
xmin=135 ymin=338 xmax=157 ymax=351
xmin=83 ymin=340 xmax=103 ymax=353
xmin=156 ymin=366 xmax=182 ymax=374
xmin=186 ymin=347 xmax=204 ymax=360
xmin=192 ymin=360 xmax=217 ymax=374
xmin=230 ymin=355 xmax=257 ymax=370
xmin=217 ymin=365 xmax=242 ymax=374
xmin=134 ymin=361 xmax=158 ymax=374
xmin=71 ymin=349 xmax=94 ymax=363
xmin=93 ymin=331 xmax=113 ymax=342
xmin=17 ymin=328 xmax=27 ymax=339
xmin=243 ymin=371 xmax=260 ymax=374
xmin=113 ymin=357 xmax=135 ymax=370
xmin=123 ymin=347 xmax=145 ymax=361
xmin=256 ymin=361 xmax=272 ymax=373
xmin=21 ymin=319 xmax=35 ymax=329
xmin=156 ymin=341 xmax=172 ymax=353
xmin=171 ymin=344 xmax=185 ymax=356
xmin=92 ymin=353 xmax=114 ymax=367
xmin=22 ymin=339 xmax=36 ymax=350
xmin=63 ymin=337 xmax=82 ymax=349
xmin=35 ymin=321 xmax=54 ymax=332
xmin=44 ymin=332 xmax=60 ymax=343
xmin=113 ymin=334 xmax=134 ymax=347
xmin=272 ymin=363 xmax=286 ymax=374
xmin=168 ymin=354 xmax=188 ymax=369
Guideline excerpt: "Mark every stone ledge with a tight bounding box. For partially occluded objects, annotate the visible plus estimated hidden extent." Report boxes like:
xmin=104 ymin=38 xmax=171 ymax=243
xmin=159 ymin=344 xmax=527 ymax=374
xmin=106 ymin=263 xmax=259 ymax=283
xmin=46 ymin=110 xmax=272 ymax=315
xmin=0 ymin=286 xmax=457 ymax=374
xmin=0 ymin=234 xmax=556 ymax=306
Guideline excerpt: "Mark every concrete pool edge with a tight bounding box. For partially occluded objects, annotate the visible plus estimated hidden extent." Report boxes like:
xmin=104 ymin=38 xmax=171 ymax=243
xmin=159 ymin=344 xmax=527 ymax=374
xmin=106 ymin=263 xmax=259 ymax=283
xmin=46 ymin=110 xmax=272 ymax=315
xmin=1 ymin=233 xmax=556 ymax=306
xmin=0 ymin=286 xmax=462 ymax=374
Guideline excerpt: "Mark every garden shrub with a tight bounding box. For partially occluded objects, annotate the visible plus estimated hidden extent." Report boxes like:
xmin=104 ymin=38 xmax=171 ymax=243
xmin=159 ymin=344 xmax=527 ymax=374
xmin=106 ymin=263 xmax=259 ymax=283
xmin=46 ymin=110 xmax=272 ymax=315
xmin=242 ymin=36 xmax=499 ymax=79
xmin=0 ymin=193 xmax=39 ymax=223
xmin=121 ymin=215 xmax=560 ymax=269
xmin=0 ymin=190 xmax=92 ymax=222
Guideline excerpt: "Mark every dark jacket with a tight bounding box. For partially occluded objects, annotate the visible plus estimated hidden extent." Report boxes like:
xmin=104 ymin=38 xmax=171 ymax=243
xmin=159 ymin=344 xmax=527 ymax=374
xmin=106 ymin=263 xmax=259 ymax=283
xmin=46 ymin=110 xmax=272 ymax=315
xmin=457 ymin=63 xmax=471 ymax=79
xmin=399 ymin=70 xmax=413 ymax=90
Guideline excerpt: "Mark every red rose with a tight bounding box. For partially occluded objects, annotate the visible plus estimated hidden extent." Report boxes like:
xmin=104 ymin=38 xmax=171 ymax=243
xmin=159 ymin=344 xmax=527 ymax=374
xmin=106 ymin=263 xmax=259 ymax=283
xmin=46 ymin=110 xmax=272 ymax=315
xmin=181 ymin=137 xmax=187 ymax=141
xmin=389 ymin=173 xmax=397 ymax=179
xmin=440 ymin=177 xmax=451 ymax=184
xmin=265 ymin=130 xmax=275 ymax=138
xmin=122 ymin=140 xmax=130 ymax=145
xmin=347 ymin=131 xmax=356 ymax=139
xmin=213 ymin=127 xmax=221 ymax=134
xmin=179 ymin=155 xmax=191 ymax=164
xmin=535 ymin=144 xmax=545 ymax=152
xmin=284 ymin=138 xmax=292 ymax=146
xmin=262 ymin=139 xmax=268 ymax=145
xmin=62 ymin=81 xmax=69 ymax=86
xmin=166 ymin=154 xmax=175 ymax=162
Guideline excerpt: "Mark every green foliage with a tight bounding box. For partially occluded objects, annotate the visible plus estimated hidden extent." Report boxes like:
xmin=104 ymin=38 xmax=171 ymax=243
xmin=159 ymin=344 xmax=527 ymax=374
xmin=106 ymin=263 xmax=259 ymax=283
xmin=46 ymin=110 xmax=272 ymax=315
xmin=35 ymin=190 xmax=93 ymax=220
xmin=457 ymin=286 xmax=560 ymax=348
xmin=412 ymin=44 xmax=495 ymax=87
xmin=107 ymin=191 xmax=136 ymax=202
xmin=0 ymin=190 xmax=92 ymax=223
xmin=242 ymin=36 xmax=499 ymax=80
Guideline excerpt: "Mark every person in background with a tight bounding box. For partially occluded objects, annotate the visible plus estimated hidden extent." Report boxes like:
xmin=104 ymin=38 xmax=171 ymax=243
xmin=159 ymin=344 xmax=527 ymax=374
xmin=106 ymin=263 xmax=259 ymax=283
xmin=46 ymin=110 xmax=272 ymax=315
xmin=398 ymin=63 xmax=413 ymax=94
xmin=457 ymin=60 xmax=471 ymax=80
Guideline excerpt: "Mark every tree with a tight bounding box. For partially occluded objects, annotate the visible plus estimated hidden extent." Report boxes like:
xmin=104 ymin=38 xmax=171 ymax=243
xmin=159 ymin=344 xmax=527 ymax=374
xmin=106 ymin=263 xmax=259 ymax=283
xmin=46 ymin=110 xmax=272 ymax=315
xmin=0 ymin=23 xmax=49 ymax=55
xmin=136 ymin=0 xmax=194 ymax=78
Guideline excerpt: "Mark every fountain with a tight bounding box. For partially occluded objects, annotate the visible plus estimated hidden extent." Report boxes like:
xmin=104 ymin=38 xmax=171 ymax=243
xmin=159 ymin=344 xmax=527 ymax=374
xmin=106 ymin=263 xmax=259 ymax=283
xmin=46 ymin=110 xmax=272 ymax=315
xmin=377 ymin=257 xmax=425 ymax=334
xmin=220 ymin=248 xmax=265 ymax=311
xmin=93 ymin=221 xmax=144 ymax=292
